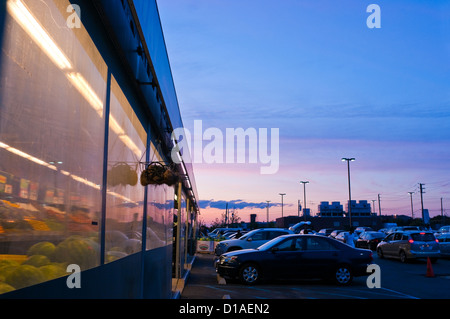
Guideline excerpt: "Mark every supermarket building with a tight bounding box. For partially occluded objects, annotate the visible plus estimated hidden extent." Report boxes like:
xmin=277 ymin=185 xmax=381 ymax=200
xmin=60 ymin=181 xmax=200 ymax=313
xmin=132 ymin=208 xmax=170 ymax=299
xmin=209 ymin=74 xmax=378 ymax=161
xmin=0 ymin=0 xmax=199 ymax=298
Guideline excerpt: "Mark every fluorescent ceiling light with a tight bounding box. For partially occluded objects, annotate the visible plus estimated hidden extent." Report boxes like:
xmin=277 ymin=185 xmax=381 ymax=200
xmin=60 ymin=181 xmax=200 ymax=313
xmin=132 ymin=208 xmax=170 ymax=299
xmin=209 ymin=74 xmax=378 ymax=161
xmin=66 ymin=72 xmax=104 ymax=114
xmin=7 ymin=0 xmax=72 ymax=70
xmin=0 ymin=141 xmax=57 ymax=171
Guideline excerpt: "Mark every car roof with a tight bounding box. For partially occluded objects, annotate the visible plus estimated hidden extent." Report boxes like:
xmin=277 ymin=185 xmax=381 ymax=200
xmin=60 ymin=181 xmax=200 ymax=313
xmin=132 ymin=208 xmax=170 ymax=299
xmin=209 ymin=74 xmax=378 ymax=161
xmin=395 ymin=230 xmax=434 ymax=234
xmin=253 ymin=228 xmax=290 ymax=231
xmin=278 ymin=233 xmax=332 ymax=239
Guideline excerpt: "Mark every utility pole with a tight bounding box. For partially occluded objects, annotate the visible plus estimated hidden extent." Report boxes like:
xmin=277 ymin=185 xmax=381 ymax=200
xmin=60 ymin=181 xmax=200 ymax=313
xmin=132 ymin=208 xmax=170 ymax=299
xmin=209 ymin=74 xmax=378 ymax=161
xmin=225 ymin=202 xmax=228 ymax=226
xmin=408 ymin=192 xmax=414 ymax=219
xmin=442 ymin=198 xmax=446 ymax=225
xmin=279 ymin=193 xmax=286 ymax=218
xmin=342 ymin=158 xmax=355 ymax=227
xmin=371 ymin=200 xmax=376 ymax=215
xmin=378 ymin=194 xmax=381 ymax=217
xmin=300 ymin=181 xmax=309 ymax=220
xmin=419 ymin=183 xmax=425 ymax=221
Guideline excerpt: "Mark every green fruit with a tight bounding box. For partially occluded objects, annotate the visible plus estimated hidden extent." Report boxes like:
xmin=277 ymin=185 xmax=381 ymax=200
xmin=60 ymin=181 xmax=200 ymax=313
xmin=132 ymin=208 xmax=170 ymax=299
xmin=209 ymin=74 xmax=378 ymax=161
xmin=22 ymin=255 xmax=51 ymax=267
xmin=5 ymin=265 xmax=45 ymax=289
xmin=0 ymin=282 xmax=15 ymax=294
xmin=54 ymin=236 xmax=99 ymax=270
xmin=0 ymin=260 xmax=20 ymax=268
xmin=39 ymin=264 xmax=67 ymax=281
xmin=0 ymin=264 xmax=18 ymax=282
xmin=27 ymin=242 xmax=56 ymax=259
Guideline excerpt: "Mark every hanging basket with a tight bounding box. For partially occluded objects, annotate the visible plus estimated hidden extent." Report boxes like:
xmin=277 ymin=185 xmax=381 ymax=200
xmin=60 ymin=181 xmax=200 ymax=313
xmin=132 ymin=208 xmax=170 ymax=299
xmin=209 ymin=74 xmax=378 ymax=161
xmin=107 ymin=162 xmax=138 ymax=187
xmin=140 ymin=162 xmax=181 ymax=186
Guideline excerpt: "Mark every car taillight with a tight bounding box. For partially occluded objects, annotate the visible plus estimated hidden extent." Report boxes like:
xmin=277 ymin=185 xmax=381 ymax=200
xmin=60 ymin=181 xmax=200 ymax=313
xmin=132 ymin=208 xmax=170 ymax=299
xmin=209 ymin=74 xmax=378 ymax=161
xmin=408 ymin=239 xmax=414 ymax=244
xmin=435 ymin=239 xmax=439 ymax=243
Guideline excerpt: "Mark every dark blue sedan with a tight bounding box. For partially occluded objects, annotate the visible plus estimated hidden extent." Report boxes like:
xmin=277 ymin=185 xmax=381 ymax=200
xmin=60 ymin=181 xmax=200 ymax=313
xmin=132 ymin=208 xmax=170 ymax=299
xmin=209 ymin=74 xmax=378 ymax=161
xmin=216 ymin=234 xmax=373 ymax=285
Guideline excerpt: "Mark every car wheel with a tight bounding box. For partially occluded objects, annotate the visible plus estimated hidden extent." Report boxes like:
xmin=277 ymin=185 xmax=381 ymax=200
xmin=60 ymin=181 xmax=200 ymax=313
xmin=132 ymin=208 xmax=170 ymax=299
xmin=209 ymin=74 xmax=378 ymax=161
xmin=377 ymin=247 xmax=384 ymax=258
xmin=399 ymin=250 xmax=408 ymax=263
xmin=334 ymin=265 xmax=353 ymax=285
xmin=239 ymin=263 xmax=260 ymax=285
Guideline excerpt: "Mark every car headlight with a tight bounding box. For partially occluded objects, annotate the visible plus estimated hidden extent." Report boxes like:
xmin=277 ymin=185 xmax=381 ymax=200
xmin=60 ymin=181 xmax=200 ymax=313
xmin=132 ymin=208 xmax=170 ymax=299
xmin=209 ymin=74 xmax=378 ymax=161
xmin=222 ymin=256 xmax=238 ymax=263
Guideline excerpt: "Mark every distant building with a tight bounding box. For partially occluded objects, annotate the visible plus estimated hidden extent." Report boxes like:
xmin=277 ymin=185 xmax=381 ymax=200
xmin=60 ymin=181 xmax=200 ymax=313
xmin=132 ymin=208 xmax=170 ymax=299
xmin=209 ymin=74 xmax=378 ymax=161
xmin=302 ymin=208 xmax=311 ymax=217
xmin=317 ymin=201 xmax=344 ymax=217
xmin=346 ymin=200 xmax=372 ymax=217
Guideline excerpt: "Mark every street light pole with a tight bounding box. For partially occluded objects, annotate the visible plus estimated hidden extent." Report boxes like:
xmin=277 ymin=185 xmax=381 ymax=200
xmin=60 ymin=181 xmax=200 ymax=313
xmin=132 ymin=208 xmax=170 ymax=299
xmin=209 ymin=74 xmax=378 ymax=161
xmin=408 ymin=192 xmax=414 ymax=219
xmin=266 ymin=200 xmax=271 ymax=224
xmin=300 ymin=181 xmax=309 ymax=220
xmin=341 ymin=158 xmax=355 ymax=228
xmin=279 ymin=193 xmax=286 ymax=218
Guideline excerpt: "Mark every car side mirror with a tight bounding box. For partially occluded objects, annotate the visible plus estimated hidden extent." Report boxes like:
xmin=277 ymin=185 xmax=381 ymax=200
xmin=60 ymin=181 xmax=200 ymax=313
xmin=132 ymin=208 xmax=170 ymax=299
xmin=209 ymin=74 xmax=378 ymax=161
xmin=247 ymin=237 xmax=252 ymax=242
xmin=270 ymin=247 xmax=279 ymax=253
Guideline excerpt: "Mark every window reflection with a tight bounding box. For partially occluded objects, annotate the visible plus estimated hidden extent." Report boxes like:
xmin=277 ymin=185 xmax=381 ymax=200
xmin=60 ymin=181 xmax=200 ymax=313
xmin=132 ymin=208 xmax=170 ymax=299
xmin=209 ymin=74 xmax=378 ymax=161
xmin=105 ymin=76 xmax=146 ymax=262
xmin=0 ymin=0 xmax=177 ymax=295
xmin=0 ymin=0 xmax=106 ymax=293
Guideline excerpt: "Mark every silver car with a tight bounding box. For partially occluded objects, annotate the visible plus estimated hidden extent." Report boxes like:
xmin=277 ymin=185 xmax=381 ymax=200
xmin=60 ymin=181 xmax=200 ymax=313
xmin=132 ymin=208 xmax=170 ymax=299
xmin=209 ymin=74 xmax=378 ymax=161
xmin=435 ymin=226 xmax=450 ymax=238
xmin=214 ymin=228 xmax=293 ymax=256
xmin=437 ymin=233 xmax=450 ymax=257
xmin=377 ymin=231 xmax=440 ymax=263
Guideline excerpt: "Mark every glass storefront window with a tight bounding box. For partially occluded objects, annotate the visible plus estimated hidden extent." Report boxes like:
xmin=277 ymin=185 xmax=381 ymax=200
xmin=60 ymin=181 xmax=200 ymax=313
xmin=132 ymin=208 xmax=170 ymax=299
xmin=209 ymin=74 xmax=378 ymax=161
xmin=146 ymin=182 xmax=174 ymax=250
xmin=104 ymin=76 xmax=146 ymax=262
xmin=0 ymin=0 xmax=108 ymax=293
xmin=0 ymin=0 xmax=183 ymax=296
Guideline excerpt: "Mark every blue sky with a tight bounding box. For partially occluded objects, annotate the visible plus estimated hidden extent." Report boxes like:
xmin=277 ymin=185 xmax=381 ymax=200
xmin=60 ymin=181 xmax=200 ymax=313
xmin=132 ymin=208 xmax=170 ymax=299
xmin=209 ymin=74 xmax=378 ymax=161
xmin=156 ymin=0 xmax=450 ymax=224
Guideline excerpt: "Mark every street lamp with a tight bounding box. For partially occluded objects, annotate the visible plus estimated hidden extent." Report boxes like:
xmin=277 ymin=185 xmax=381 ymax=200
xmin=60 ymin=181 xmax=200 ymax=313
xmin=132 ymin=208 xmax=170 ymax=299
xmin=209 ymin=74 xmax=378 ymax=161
xmin=279 ymin=193 xmax=286 ymax=218
xmin=408 ymin=192 xmax=414 ymax=219
xmin=266 ymin=200 xmax=271 ymax=224
xmin=300 ymin=181 xmax=309 ymax=220
xmin=341 ymin=158 xmax=355 ymax=227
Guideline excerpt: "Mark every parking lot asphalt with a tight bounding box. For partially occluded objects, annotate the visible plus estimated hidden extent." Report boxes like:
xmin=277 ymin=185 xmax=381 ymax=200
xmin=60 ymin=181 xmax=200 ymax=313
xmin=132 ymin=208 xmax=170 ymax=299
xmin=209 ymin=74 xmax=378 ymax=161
xmin=181 ymin=252 xmax=450 ymax=300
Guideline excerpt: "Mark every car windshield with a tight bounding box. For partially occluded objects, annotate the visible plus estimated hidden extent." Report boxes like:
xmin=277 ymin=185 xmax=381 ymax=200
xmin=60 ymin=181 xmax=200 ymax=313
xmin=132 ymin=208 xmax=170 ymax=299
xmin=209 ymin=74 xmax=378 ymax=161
xmin=239 ymin=229 xmax=260 ymax=240
xmin=256 ymin=236 xmax=287 ymax=250
xmin=410 ymin=233 xmax=436 ymax=242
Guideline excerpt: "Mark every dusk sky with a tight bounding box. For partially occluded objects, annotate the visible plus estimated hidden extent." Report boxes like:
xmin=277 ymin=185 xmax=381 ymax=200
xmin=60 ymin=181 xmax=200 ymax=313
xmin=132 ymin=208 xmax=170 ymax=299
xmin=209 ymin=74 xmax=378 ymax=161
xmin=156 ymin=0 xmax=450 ymax=225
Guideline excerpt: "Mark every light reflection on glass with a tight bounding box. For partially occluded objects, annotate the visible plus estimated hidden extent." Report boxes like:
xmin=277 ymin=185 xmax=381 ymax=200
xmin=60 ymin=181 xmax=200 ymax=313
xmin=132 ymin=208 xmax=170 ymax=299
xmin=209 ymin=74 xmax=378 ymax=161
xmin=6 ymin=0 xmax=72 ymax=70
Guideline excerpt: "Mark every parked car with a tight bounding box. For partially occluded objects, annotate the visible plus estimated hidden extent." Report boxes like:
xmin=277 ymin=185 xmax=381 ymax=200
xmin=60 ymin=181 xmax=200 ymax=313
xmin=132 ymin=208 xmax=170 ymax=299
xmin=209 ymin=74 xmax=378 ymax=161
xmin=376 ymin=231 xmax=440 ymax=263
xmin=385 ymin=226 xmax=420 ymax=235
xmin=228 ymin=230 xmax=248 ymax=239
xmin=316 ymin=228 xmax=334 ymax=236
xmin=299 ymin=229 xmax=316 ymax=235
xmin=437 ymin=234 xmax=450 ymax=257
xmin=208 ymin=227 xmax=243 ymax=239
xmin=435 ymin=226 xmax=450 ymax=238
xmin=216 ymin=234 xmax=373 ymax=285
xmin=334 ymin=231 xmax=348 ymax=243
xmin=329 ymin=230 xmax=345 ymax=238
xmin=356 ymin=231 xmax=386 ymax=250
xmin=335 ymin=231 xmax=359 ymax=246
xmin=214 ymin=228 xmax=293 ymax=256
xmin=355 ymin=227 xmax=373 ymax=233
xmin=354 ymin=227 xmax=373 ymax=237
xmin=288 ymin=221 xmax=311 ymax=234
